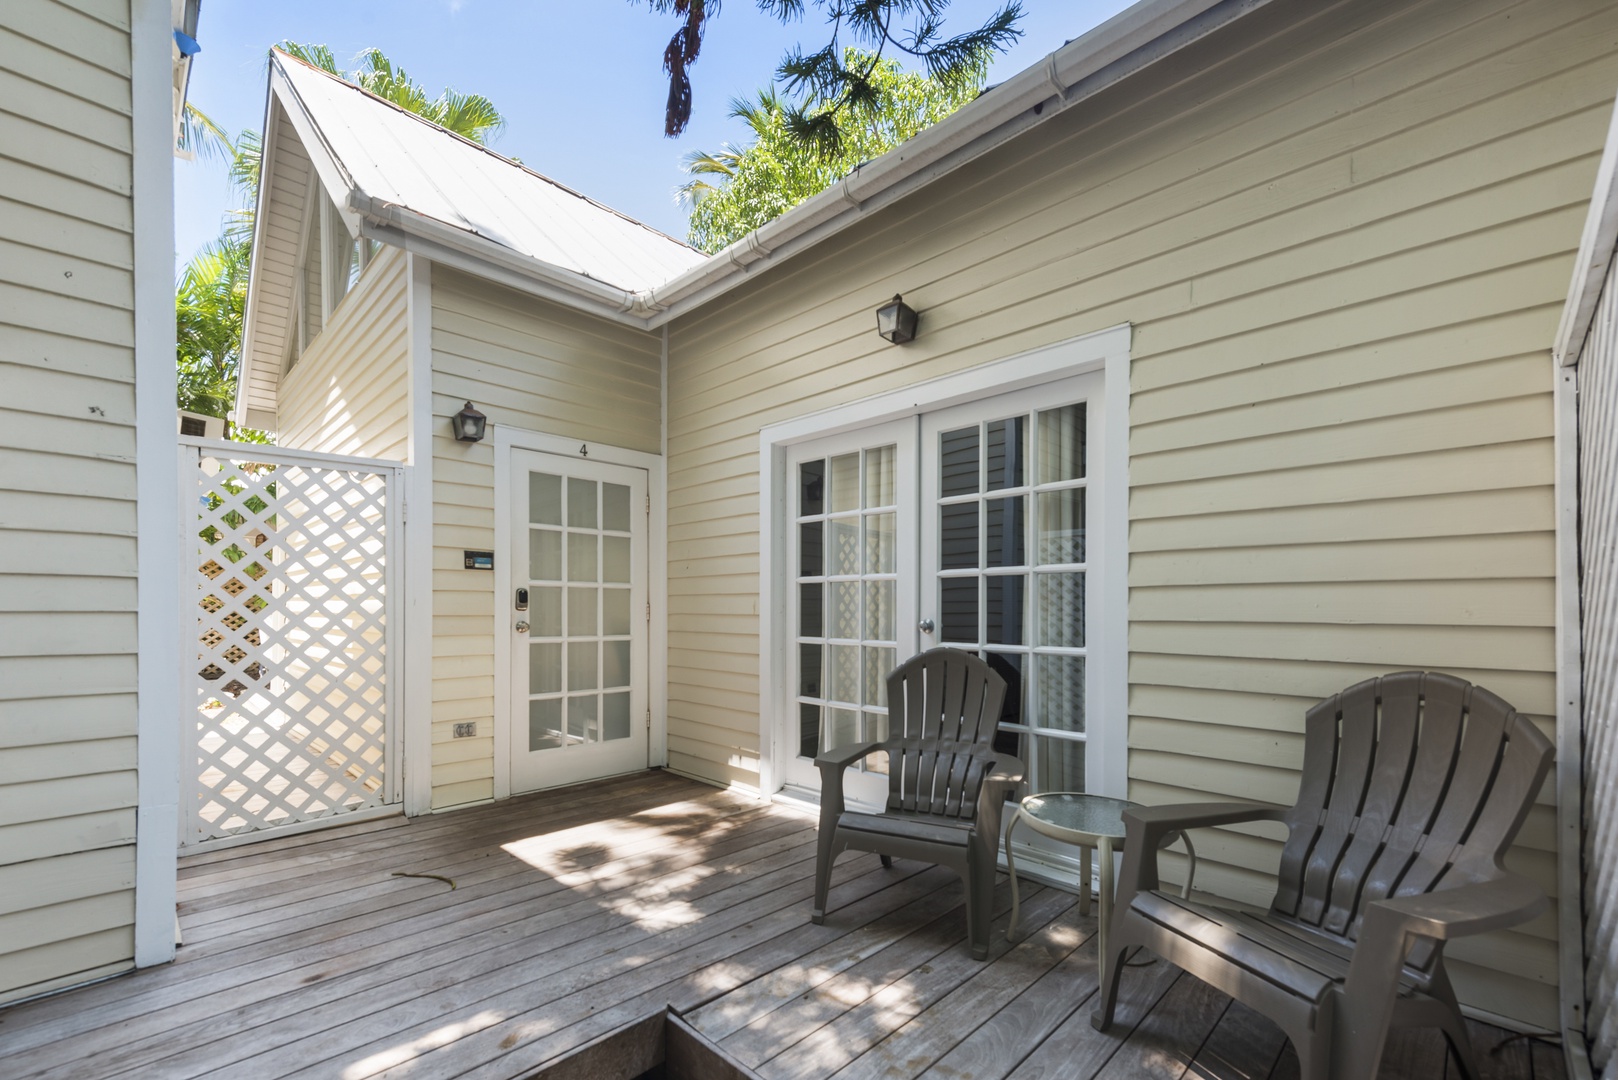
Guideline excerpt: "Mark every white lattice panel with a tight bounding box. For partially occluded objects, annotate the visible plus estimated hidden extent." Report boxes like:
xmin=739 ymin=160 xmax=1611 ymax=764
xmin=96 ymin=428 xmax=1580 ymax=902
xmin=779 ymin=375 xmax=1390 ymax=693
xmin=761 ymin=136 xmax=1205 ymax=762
xmin=185 ymin=443 xmax=400 ymax=845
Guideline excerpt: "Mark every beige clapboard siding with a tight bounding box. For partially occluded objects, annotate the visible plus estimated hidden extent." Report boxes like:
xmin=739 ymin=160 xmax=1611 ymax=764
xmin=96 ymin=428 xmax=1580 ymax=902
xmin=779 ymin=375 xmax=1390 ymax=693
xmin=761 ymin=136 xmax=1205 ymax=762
xmin=660 ymin=0 xmax=1611 ymax=1026
xmin=428 ymin=267 xmax=661 ymax=807
xmin=241 ymin=103 xmax=312 ymax=421
xmin=0 ymin=0 xmax=139 ymax=1003
xmin=276 ymin=245 xmax=410 ymax=460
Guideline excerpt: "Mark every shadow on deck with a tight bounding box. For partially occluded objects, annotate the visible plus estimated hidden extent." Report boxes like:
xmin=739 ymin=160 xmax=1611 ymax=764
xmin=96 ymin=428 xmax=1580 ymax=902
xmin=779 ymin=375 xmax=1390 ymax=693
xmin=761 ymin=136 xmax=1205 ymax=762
xmin=0 ymin=771 xmax=1564 ymax=1080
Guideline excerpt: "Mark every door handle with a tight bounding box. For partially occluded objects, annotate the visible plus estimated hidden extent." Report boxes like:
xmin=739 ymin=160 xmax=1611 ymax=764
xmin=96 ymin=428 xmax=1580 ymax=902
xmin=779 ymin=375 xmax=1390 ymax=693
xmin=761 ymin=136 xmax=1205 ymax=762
xmin=515 ymin=621 xmax=529 ymax=634
xmin=918 ymin=619 xmax=935 ymax=634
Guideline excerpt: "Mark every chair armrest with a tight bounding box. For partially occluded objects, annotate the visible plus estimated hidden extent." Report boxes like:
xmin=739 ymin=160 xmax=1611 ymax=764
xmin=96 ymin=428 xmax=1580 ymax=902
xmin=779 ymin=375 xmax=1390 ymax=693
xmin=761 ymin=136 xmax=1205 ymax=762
xmin=985 ymin=755 xmax=1025 ymax=789
xmin=813 ymin=741 xmax=885 ymax=823
xmin=1123 ymin=801 xmax=1289 ymax=838
xmin=1337 ymin=871 xmax=1547 ymax=1074
xmin=814 ymin=740 xmax=885 ymax=773
xmin=975 ymin=755 xmax=1025 ymax=852
xmin=1116 ymin=802 xmax=1287 ymax=898
xmin=1360 ymin=873 xmax=1547 ymax=943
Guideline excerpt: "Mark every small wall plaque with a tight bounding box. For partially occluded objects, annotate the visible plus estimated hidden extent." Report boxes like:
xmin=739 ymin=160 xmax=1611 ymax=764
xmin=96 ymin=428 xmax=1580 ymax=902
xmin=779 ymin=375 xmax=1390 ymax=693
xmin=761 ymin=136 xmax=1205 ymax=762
xmin=464 ymin=550 xmax=494 ymax=570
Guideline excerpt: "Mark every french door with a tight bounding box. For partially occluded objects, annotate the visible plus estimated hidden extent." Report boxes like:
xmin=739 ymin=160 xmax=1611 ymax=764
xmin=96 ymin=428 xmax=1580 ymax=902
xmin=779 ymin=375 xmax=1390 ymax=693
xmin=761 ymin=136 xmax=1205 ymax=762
xmin=509 ymin=449 xmax=648 ymax=793
xmin=783 ymin=374 xmax=1101 ymax=802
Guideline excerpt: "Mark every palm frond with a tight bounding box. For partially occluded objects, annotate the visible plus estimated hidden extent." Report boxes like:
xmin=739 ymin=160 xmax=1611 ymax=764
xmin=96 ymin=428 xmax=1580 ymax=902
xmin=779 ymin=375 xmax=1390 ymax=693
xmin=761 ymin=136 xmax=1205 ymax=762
xmin=274 ymin=41 xmax=341 ymax=75
xmin=179 ymin=103 xmax=233 ymax=164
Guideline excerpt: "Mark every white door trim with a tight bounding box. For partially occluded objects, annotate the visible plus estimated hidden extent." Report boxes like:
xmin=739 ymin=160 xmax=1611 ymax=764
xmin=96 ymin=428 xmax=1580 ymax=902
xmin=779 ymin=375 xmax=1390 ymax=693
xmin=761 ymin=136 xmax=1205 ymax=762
xmin=493 ymin=427 xmax=668 ymax=801
xmin=758 ymin=323 xmax=1132 ymax=801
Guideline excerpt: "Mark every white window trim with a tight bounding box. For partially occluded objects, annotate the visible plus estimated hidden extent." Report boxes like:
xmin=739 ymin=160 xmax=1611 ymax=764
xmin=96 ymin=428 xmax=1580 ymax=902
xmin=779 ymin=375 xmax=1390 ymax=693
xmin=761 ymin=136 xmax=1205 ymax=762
xmin=757 ymin=323 xmax=1131 ymax=801
xmin=491 ymin=426 xmax=669 ymax=801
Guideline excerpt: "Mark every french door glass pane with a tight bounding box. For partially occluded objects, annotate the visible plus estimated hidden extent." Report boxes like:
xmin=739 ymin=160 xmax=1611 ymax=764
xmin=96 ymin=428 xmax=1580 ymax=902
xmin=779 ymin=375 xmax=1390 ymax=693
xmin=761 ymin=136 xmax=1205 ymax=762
xmin=532 ymin=587 xmax=562 ymax=637
xmin=1038 ymin=736 xmax=1085 ymax=791
xmin=603 ymin=589 xmax=631 ymax=635
xmin=1037 ymin=404 xmax=1086 ymax=483
xmin=1037 ymin=573 xmax=1084 ymax=647
xmin=602 ymin=483 xmax=631 ymax=531
xmin=986 ymin=417 xmax=1025 ymax=491
xmin=800 ymin=460 xmax=825 ymax=516
xmin=529 ymin=699 xmax=562 ymax=750
xmin=568 ymin=478 xmax=596 ymax=528
xmin=940 ymin=503 xmax=978 ymax=569
xmin=530 ymin=473 xmax=563 ymax=525
xmin=1037 ymin=490 xmax=1085 ymax=564
xmin=829 ymin=454 xmax=860 ymax=513
xmin=940 ymin=427 xmax=979 ymax=496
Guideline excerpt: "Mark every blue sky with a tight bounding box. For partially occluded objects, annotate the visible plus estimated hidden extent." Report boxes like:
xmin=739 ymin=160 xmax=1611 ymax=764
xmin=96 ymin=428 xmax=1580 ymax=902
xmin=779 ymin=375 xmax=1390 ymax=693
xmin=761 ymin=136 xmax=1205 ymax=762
xmin=176 ymin=0 xmax=1134 ymax=268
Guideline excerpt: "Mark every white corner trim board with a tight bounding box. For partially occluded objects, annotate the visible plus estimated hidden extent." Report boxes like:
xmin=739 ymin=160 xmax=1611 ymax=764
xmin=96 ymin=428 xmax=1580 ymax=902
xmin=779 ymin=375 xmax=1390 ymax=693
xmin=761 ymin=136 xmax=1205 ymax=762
xmin=757 ymin=324 xmax=1133 ymax=802
xmin=133 ymin=0 xmax=182 ymax=969
xmin=403 ymin=253 xmax=436 ymax=816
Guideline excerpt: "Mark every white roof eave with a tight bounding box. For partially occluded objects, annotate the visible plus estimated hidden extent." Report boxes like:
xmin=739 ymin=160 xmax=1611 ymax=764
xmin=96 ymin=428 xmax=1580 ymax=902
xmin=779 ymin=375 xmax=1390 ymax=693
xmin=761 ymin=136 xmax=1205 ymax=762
xmin=236 ymin=0 xmax=1275 ymax=374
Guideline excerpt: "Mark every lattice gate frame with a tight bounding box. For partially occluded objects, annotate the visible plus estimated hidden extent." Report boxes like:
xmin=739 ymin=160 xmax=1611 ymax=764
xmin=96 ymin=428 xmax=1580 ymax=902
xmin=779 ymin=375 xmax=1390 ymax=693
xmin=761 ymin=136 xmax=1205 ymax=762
xmin=179 ymin=437 xmax=404 ymax=848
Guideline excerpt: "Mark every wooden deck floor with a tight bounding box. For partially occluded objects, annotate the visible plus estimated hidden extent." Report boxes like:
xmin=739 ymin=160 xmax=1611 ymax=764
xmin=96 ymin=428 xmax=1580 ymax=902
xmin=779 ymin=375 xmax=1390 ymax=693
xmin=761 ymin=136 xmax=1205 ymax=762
xmin=0 ymin=771 xmax=1565 ymax=1080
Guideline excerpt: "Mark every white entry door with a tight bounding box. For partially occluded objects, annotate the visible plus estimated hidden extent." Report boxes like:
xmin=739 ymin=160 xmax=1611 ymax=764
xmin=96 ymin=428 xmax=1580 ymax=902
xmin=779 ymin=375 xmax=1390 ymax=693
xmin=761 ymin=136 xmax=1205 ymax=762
xmin=782 ymin=373 xmax=1102 ymax=801
xmin=510 ymin=449 xmax=648 ymax=793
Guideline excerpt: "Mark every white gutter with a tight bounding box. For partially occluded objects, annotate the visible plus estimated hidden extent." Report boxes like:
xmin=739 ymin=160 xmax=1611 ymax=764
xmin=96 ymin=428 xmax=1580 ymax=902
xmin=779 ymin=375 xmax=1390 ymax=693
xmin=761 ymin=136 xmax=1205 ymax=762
xmin=353 ymin=198 xmax=649 ymax=326
xmin=640 ymin=0 xmax=1270 ymax=326
xmin=233 ymin=0 xmax=1270 ymax=419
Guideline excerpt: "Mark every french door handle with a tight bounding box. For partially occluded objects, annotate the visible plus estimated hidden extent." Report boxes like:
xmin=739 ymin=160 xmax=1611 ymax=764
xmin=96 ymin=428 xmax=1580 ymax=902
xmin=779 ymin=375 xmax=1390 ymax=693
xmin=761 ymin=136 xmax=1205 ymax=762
xmin=515 ymin=621 xmax=530 ymax=634
xmin=918 ymin=619 xmax=935 ymax=635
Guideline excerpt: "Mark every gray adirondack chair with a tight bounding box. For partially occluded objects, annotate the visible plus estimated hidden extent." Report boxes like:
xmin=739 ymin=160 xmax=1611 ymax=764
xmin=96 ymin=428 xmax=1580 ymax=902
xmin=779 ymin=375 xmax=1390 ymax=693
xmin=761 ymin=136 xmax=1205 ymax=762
xmin=811 ymin=648 xmax=1025 ymax=959
xmin=1092 ymin=671 xmax=1553 ymax=1080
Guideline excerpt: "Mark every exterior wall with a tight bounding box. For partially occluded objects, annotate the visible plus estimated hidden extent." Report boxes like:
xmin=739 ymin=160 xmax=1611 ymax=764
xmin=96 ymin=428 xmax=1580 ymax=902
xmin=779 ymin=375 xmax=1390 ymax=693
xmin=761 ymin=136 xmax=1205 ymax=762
xmin=428 ymin=267 xmax=661 ymax=807
xmin=0 ymin=0 xmax=140 ymax=1003
xmin=1577 ymin=257 xmax=1618 ymax=1071
xmin=662 ymin=0 xmax=1618 ymax=1027
xmin=238 ymin=102 xmax=312 ymax=430
xmin=277 ymin=244 xmax=410 ymax=459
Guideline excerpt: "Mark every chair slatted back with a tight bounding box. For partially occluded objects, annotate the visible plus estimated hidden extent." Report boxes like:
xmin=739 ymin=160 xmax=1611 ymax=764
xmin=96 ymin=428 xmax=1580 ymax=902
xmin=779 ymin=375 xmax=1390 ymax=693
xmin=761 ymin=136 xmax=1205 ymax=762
xmin=885 ymin=649 xmax=1007 ymax=822
xmin=1272 ymin=672 xmax=1553 ymax=943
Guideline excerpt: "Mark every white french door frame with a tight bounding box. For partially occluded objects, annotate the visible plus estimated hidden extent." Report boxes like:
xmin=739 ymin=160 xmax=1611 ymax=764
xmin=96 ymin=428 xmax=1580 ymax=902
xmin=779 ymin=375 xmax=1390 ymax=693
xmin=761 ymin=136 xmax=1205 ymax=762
xmin=758 ymin=324 xmax=1132 ymax=802
xmin=781 ymin=418 xmax=920 ymax=807
xmin=493 ymin=427 xmax=668 ymax=800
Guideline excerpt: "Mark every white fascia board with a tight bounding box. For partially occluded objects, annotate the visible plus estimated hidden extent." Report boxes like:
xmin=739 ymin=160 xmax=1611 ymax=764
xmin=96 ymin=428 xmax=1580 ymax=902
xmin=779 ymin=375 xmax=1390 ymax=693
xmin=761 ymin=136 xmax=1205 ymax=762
xmin=1555 ymin=84 xmax=1618 ymax=367
xmin=268 ymin=61 xmax=365 ymax=238
xmin=639 ymin=0 xmax=1267 ymax=326
xmin=356 ymin=211 xmax=645 ymax=328
xmin=232 ymin=67 xmax=282 ymax=429
xmin=287 ymin=0 xmax=1265 ymax=332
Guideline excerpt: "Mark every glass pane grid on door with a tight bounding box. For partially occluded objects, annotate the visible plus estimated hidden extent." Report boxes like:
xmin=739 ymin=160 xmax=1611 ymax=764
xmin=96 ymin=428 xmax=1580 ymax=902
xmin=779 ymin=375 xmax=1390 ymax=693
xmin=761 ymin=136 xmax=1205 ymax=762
xmin=526 ymin=472 xmax=635 ymax=753
xmin=933 ymin=403 xmax=1088 ymax=792
xmin=794 ymin=447 xmax=898 ymax=771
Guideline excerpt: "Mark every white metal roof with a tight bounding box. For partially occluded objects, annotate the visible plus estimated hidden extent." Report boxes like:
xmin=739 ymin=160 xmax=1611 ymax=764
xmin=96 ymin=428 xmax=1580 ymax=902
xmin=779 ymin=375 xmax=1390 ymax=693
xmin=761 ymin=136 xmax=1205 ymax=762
xmin=275 ymin=53 xmax=705 ymax=294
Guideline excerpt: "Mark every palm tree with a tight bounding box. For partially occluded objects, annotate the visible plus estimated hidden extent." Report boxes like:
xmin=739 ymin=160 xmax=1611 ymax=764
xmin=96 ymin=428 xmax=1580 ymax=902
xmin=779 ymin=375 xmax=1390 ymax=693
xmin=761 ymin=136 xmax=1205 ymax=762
xmin=275 ymin=43 xmax=505 ymax=145
xmin=675 ymin=89 xmax=784 ymax=208
xmin=178 ymin=45 xmax=508 ymax=438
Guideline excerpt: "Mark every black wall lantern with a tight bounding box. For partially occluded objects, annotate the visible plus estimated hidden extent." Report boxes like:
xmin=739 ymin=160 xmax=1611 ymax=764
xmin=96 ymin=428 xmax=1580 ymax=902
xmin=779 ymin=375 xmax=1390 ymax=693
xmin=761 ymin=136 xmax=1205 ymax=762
xmin=452 ymin=401 xmax=487 ymax=443
xmin=875 ymin=294 xmax=919 ymax=345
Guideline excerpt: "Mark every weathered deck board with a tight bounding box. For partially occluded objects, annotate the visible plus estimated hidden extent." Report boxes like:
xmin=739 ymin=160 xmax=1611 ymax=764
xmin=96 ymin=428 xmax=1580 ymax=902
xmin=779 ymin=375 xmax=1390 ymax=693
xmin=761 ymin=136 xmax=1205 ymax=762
xmin=0 ymin=770 xmax=1557 ymax=1080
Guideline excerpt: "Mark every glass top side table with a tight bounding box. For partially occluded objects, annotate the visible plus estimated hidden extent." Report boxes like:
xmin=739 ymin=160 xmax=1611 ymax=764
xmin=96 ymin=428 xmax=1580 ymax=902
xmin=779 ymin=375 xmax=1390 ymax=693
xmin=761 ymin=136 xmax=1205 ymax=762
xmin=1002 ymin=792 xmax=1197 ymax=986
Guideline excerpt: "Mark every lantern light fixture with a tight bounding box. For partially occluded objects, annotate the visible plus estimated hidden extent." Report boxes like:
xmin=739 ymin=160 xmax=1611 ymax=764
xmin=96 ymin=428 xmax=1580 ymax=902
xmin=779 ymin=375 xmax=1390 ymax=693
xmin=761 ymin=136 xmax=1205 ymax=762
xmin=875 ymin=294 xmax=919 ymax=345
xmin=452 ymin=401 xmax=487 ymax=443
